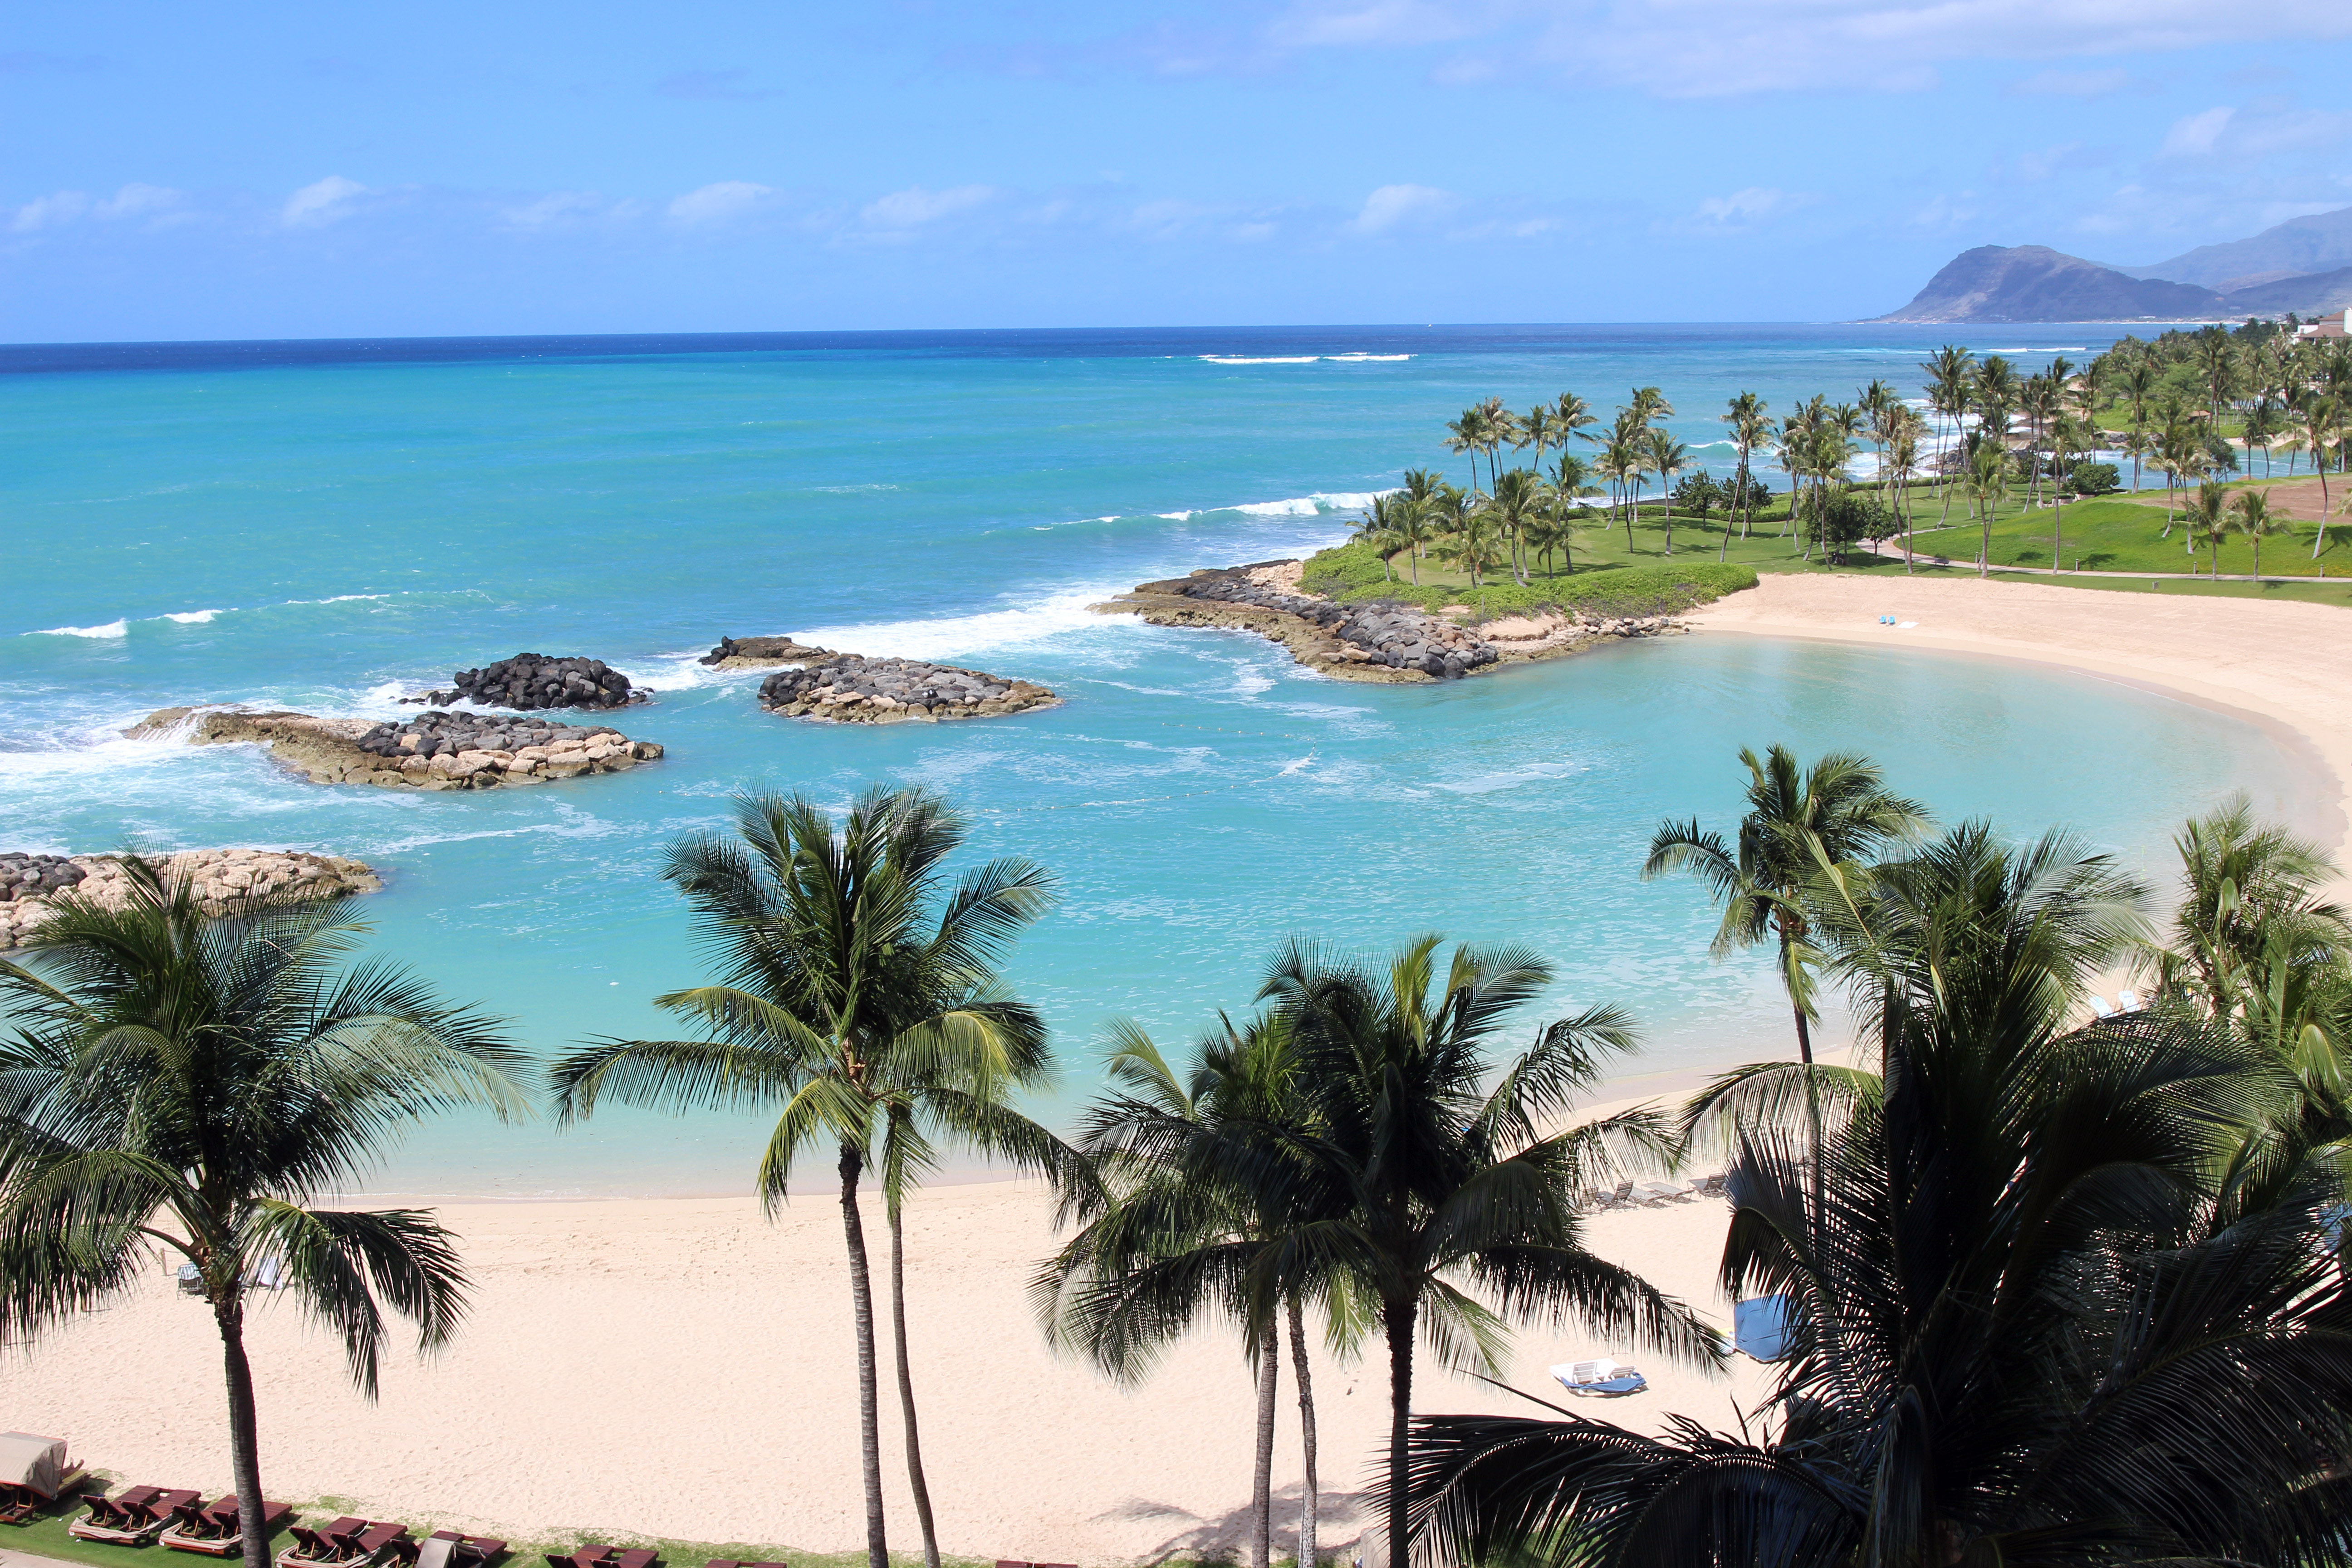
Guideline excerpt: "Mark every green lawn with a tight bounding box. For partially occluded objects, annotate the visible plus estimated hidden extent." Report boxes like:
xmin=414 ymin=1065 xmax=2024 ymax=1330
xmin=1354 ymin=484 xmax=2352 ymax=610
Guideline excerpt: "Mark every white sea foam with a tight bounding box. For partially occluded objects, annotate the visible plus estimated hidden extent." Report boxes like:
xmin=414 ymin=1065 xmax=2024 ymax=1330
xmin=164 ymin=608 xmax=227 ymax=623
xmin=1326 ymin=353 xmax=1413 ymax=362
xmin=1199 ymin=355 xmax=1321 ymax=365
xmin=789 ymin=586 xmax=1136 ymax=664
xmin=25 ymin=621 xmax=128 ymax=638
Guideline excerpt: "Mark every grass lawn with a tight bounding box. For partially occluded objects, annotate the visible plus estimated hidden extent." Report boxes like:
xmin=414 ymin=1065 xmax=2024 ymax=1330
xmin=1357 ymin=485 xmax=2352 ymax=609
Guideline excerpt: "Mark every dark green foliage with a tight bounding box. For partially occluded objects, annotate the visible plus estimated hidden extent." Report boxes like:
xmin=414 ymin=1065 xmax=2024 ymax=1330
xmin=2068 ymin=460 xmax=2121 ymax=495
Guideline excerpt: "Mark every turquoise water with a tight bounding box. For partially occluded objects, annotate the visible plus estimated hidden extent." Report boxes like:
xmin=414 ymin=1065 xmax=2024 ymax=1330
xmin=0 ymin=324 xmax=2283 ymax=1196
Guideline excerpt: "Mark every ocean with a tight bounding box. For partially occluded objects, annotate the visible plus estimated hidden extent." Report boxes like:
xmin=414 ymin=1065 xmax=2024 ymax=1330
xmin=0 ymin=322 xmax=2283 ymax=1197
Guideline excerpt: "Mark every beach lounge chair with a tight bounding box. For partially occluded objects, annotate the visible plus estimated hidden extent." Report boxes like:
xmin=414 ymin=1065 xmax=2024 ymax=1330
xmin=320 ymin=1521 xmax=412 ymax=1566
xmin=413 ymin=1531 xmax=505 ymax=1568
xmin=0 ymin=1431 xmax=82 ymax=1524
xmin=280 ymin=1518 xmax=370 ymax=1568
xmin=2118 ymin=988 xmax=2142 ymax=1011
xmin=1593 ymin=1181 xmax=1636 ymax=1210
xmin=1688 ymin=1173 xmax=1728 ymax=1200
xmin=2089 ymin=996 xmax=2115 ymax=1019
xmin=1633 ymin=1181 xmax=1686 ymax=1206
xmin=1550 ymin=1358 xmax=1647 ymax=1396
xmin=162 ymin=1494 xmax=295 ymax=1555
xmin=1735 ymin=1294 xmax=1796 ymax=1362
xmin=74 ymin=1486 xmax=200 ymax=1545
xmin=548 ymin=1546 xmax=659 ymax=1568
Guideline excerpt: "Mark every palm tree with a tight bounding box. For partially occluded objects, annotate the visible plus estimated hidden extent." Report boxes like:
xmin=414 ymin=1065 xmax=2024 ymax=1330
xmin=1917 ymin=344 xmax=1976 ymax=515
xmin=1644 ymin=747 xmax=1926 ymax=1065
xmin=1646 ymin=430 xmax=1688 ymax=555
xmin=1597 ymin=431 xmax=1641 ymax=548
xmin=1885 ymin=417 xmax=1923 ymax=573
xmin=1443 ymin=407 xmax=1489 ymax=495
xmin=0 ymin=858 xmax=523 ymax=1568
xmin=1720 ymin=392 xmax=1772 ymax=542
xmin=2149 ymin=794 xmax=2352 ymax=1022
xmin=1039 ymin=1013 xmax=1338 ymax=1568
xmin=1961 ymin=439 xmax=2008 ymax=577
xmin=2117 ymin=355 xmax=2158 ymax=492
xmin=2044 ymin=410 xmax=2089 ymax=571
xmin=1485 ymin=468 xmax=1545 ymax=586
xmin=1479 ymin=398 xmax=1518 ymax=494
xmin=1258 ymin=934 xmax=1717 ymax=1563
xmin=2231 ymin=486 xmax=2286 ymax=581
xmin=2303 ymin=397 xmax=2342 ymax=550
xmin=1553 ymin=390 xmax=1597 ymax=451
xmin=2187 ymin=480 xmax=2230 ymax=576
xmin=1408 ymin=827 xmax=2352 ymax=1568
xmin=549 ymin=787 xmax=1062 ymax=1568
xmin=1439 ymin=510 xmax=1503 ymax=588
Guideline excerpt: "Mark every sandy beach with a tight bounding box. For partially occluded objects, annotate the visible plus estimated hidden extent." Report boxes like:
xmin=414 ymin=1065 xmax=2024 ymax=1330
xmin=14 ymin=573 xmax=2352 ymax=1567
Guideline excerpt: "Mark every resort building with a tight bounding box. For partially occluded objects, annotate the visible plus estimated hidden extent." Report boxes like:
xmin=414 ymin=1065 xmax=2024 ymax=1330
xmin=2293 ymin=309 xmax=2349 ymax=339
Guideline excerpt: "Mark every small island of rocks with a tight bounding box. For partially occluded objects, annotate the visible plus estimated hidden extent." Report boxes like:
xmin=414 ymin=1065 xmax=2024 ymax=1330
xmin=1 ymin=848 xmax=383 ymax=951
xmin=698 ymin=637 xmax=1058 ymax=724
xmin=402 ymin=652 xmax=647 ymax=710
xmin=132 ymin=707 xmax=663 ymax=790
xmin=1095 ymin=560 xmax=1687 ymax=682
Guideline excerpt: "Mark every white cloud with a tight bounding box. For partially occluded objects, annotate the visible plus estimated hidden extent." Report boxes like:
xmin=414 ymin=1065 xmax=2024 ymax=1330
xmin=1351 ymin=183 xmax=1452 ymax=233
xmin=12 ymin=191 xmax=89 ymax=231
xmin=282 ymin=175 xmax=368 ymax=227
xmin=2008 ymin=66 xmax=2131 ymax=96
xmin=1269 ymin=0 xmax=1492 ymax=47
xmin=503 ymin=190 xmax=609 ymax=230
xmin=859 ymin=184 xmax=997 ymax=229
xmin=2161 ymin=106 xmax=2235 ymax=159
xmin=1677 ymin=186 xmax=1820 ymax=232
xmin=666 ymin=181 xmax=778 ymax=225
xmin=94 ymin=182 xmax=181 ymax=219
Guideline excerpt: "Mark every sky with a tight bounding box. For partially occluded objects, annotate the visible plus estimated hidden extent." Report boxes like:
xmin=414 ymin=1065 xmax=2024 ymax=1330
xmin=6 ymin=0 xmax=2352 ymax=340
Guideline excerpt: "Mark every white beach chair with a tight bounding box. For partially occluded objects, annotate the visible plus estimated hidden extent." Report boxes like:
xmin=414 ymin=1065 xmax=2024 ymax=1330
xmin=2090 ymin=996 xmax=2115 ymax=1019
xmin=1552 ymin=1358 xmax=1648 ymax=1397
xmin=2117 ymin=989 xmax=2142 ymax=1012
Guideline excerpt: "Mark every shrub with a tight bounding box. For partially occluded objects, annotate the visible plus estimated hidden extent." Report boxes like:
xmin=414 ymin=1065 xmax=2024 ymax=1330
xmin=2069 ymin=461 xmax=2121 ymax=495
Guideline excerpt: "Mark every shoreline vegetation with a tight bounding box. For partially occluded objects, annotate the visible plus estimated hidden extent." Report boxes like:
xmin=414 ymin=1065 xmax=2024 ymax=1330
xmin=11 ymin=763 xmax=2352 ymax=1568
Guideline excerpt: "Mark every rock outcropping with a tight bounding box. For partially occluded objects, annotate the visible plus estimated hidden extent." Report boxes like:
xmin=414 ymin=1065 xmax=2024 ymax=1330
xmin=1095 ymin=562 xmax=1685 ymax=681
xmin=755 ymin=655 xmax=1057 ymax=723
xmin=1 ymin=849 xmax=382 ymax=951
xmin=698 ymin=636 xmax=836 ymax=670
xmin=134 ymin=707 xmax=662 ymax=789
xmin=403 ymin=652 xmax=646 ymax=710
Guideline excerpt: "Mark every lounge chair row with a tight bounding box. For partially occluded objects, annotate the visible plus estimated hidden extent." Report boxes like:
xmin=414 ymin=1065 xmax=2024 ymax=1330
xmin=57 ymin=1481 xmax=505 ymax=1568
xmin=1583 ymin=1173 xmax=1726 ymax=1210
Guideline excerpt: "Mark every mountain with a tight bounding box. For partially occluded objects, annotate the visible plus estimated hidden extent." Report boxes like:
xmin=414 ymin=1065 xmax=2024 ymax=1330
xmin=2221 ymin=264 xmax=2352 ymax=316
xmin=2120 ymin=206 xmax=2352 ymax=289
xmin=1873 ymin=245 xmax=2224 ymax=323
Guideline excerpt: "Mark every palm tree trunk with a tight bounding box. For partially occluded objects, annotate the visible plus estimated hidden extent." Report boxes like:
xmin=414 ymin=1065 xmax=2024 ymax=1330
xmin=889 ymin=1200 xmax=941 ymax=1568
xmin=839 ymin=1143 xmax=890 ymax=1568
xmin=1250 ymin=1346 xmax=1278 ymax=1568
xmin=1382 ymin=1296 xmax=1416 ymax=1568
xmin=213 ymin=1297 xmax=273 ymax=1568
xmin=1288 ymin=1292 xmax=1318 ymax=1568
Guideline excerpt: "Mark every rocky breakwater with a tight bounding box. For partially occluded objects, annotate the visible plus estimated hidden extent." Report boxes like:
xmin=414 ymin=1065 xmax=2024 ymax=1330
xmin=1 ymin=849 xmax=382 ymax=951
xmin=403 ymin=652 xmax=647 ymax=710
xmin=754 ymin=654 xmax=1058 ymax=723
xmin=1099 ymin=563 xmax=1499 ymax=681
xmin=697 ymin=636 xmax=835 ymax=670
xmin=1097 ymin=561 xmax=1690 ymax=681
xmin=133 ymin=707 xmax=662 ymax=790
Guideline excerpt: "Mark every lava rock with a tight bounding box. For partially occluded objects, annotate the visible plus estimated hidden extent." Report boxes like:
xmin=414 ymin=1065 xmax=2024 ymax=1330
xmin=403 ymin=653 xmax=647 ymax=711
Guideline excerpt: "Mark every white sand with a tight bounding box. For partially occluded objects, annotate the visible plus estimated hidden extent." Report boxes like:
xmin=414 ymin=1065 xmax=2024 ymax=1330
xmin=16 ymin=573 xmax=2351 ymax=1564
xmin=3 ymin=1177 xmax=1765 ymax=1564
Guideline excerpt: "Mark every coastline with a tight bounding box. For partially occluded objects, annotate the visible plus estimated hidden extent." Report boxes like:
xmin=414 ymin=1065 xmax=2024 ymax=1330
xmin=1689 ymin=573 xmax=2352 ymax=873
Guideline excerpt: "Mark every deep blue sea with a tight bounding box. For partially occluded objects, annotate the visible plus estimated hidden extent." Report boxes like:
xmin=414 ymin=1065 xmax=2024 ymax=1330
xmin=0 ymin=322 xmax=2281 ymax=1197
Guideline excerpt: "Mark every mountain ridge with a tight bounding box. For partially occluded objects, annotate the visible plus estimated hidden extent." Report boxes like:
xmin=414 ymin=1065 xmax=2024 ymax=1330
xmin=1875 ymin=234 xmax=2352 ymax=323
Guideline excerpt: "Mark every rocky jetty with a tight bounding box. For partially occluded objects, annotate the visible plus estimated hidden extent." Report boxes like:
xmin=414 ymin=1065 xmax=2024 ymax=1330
xmin=1 ymin=849 xmax=382 ymax=951
xmin=756 ymin=654 xmax=1057 ymax=723
xmin=698 ymin=636 xmax=836 ymax=670
xmin=1095 ymin=561 xmax=1686 ymax=682
xmin=402 ymin=652 xmax=646 ymax=710
xmin=132 ymin=707 xmax=663 ymax=790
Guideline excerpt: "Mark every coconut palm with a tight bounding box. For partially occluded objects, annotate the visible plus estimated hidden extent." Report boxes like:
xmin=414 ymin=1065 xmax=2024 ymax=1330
xmin=1485 ymin=468 xmax=1545 ymax=586
xmin=2303 ymin=397 xmax=2342 ymax=549
xmin=1443 ymin=407 xmax=1490 ymax=495
xmin=1961 ymin=439 xmax=2008 ymax=577
xmin=1884 ymin=417 xmax=1923 ymax=573
xmin=549 ymin=787 xmax=1061 ymax=1568
xmin=1553 ymin=391 xmax=1597 ymax=450
xmin=1646 ymin=430 xmax=1688 ymax=556
xmin=0 ymin=858 xmax=524 ymax=1568
xmin=2116 ymin=355 xmax=2158 ymax=492
xmin=1257 ymin=934 xmax=1717 ymax=1563
xmin=1407 ymin=826 xmax=2352 ymax=1568
xmin=1439 ymin=510 xmax=1504 ymax=588
xmin=2231 ymin=486 xmax=2287 ymax=581
xmin=1919 ymin=343 xmax=1975 ymax=514
xmin=2187 ymin=480 xmax=2230 ymax=577
xmin=2151 ymin=794 xmax=2352 ymax=1021
xmin=1720 ymin=392 xmax=1773 ymax=542
xmin=1644 ymin=747 xmax=1926 ymax=1064
xmin=1039 ymin=1013 xmax=1343 ymax=1568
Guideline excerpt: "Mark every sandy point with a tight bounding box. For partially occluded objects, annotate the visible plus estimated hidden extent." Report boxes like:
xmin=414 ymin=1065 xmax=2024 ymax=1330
xmin=1690 ymin=572 xmax=2352 ymax=870
xmin=1 ymin=1178 xmax=1767 ymax=1565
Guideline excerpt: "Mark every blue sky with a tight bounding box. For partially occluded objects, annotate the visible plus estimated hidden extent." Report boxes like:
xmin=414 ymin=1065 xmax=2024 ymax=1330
xmin=6 ymin=0 xmax=2351 ymax=339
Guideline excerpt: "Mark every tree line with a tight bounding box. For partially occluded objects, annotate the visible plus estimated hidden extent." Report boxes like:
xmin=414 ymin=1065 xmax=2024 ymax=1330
xmin=5 ymin=769 xmax=2352 ymax=1568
